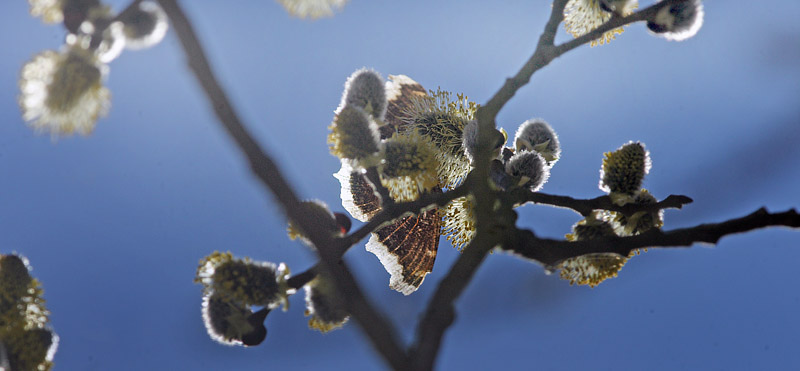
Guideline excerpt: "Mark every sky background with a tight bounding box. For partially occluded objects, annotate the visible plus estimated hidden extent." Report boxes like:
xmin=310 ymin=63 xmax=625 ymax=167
xmin=1 ymin=0 xmax=799 ymax=370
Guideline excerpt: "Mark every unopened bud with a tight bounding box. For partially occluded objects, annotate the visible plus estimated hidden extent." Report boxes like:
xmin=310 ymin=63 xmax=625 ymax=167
xmin=505 ymin=150 xmax=550 ymax=191
xmin=118 ymin=1 xmax=169 ymax=50
xmin=513 ymin=118 xmax=560 ymax=165
xmin=304 ymin=274 xmax=349 ymax=333
xmin=328 ymin=105 xmax=381 ymax=163
xmin=647 ymin=0 xmax=704 ymax=41
xmin=462 ymin=120 xmax=506 ymax=164
xmin=339 ymin=68 xmax=387 ymax=121
xmin=287 ymin=200 xmax=349 ymax=244
xmin=202 ymin=293 xmax=268 ymax=346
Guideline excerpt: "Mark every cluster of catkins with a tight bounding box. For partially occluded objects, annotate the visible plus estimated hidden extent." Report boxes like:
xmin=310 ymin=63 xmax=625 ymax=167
xmin=327 ymin=68 xmax=567 ymax=294
xmin=559 ymin=141 xmax=664 ymax=287
xmin=0 ymin=254 xmax=58 ymax=370
xmin=326 ymin=68 xmax=665 ymax=290
xmin=194 ymin=67 xmax=666 ymax=344
xmin=195 ymin=251 xmax=292 ymax=347
xmin=195 ymin=248 xmax=351 ymax=346
xmin=21 ymin=0 xmax=169 ymax=136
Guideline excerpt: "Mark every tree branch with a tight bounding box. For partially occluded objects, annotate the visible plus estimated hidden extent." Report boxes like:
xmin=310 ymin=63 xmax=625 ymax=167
xmin=157 ymin=1 xmax=795 ymax=370
xmin=476 ymin=0 xmax=567 ymax=125
xmin=553 ymin=0 xmax=683 ymax=55
xmin=155 ymin=1 xmax=410 ymax=368
xmin=479 ymin=0 xmax=687 ymax=126
xmin=504 ymin=208 xmax=800 ymax=268
xmin=507 ymin=190 xmax=693 ymax=217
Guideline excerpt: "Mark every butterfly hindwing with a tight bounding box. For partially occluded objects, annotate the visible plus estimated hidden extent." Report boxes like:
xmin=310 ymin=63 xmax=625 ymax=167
xmin=334 ymin=161 xmax=382 ymax=222
xmin=365 ymin=207 xmax=441 ymax=295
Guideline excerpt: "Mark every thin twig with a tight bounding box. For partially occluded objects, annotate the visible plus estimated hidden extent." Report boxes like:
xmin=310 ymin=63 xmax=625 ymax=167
xmin=507 ymin=190 xmax=693 ymax=217
xmin=504 ymin=208 xmax=800 ymax=268
xmin=155 ymin=1 xmax=410 ymax=368
xmin=479 ymin=0 xmax=686 ymax=125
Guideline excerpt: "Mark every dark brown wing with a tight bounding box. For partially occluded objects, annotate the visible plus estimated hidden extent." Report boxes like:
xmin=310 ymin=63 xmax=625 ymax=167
xmin=380 ymin=75 xmax=427 ymax=139
xmin=338 ymin=74 xmax=442 ymax=295
xmin=334 ymin=161 xmax=382 ymax=222
xmin=365 ymin=206 xmax=441 ymax=295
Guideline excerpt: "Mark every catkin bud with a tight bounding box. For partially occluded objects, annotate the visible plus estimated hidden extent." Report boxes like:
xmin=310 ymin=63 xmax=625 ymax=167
xmin=211 ymin=261 xmax=287 ymax=308
xmin=0 ymin=254 xmax=58 ymax=370
xmin=287 ymin=200 xmax=350 ymax=244
xmin=599 ymin=141 xmax=650 ymax=199
xmin=380 ymin=132 xmax=440 ymax=195
xmin=560 ymin=214 xmax=627 ymax=287
xmin=304 ymin=274 xmax=349 ymax=333
xmin=195 ymin=252 xmax=293 ymax=310
xmin=276 ymin=0 xmax=348 ymax=19
xmin=117 ymin=1 xmax=169 ymax=50
xmin=3 ymin=328 xmax=59 ymax=371
xmin=339 ymin=68 xmax=387 ymax=121
xmin=647 ymin=0 xmax=704 ymax=41
xmin=462 ymin=120 xmax=506 ymax=164
xmin=328 ymin=105 xmax=381 ymax=163
xmin=0 ymin=255 xmax=32 ymax=300
xmin=513 ymin=118 xmax=560 ymax=165
xmin=201 ymin=293 xmax=268 ymax=346
xmin=19 ymin=47 xmax=110 ymax=136
xmin=505 ymin=150 xmax=550 ymax=191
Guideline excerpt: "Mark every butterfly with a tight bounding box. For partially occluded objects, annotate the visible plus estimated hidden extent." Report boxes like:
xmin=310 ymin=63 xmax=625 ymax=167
xmin=334 ymin=75 xmax=472 ymax=295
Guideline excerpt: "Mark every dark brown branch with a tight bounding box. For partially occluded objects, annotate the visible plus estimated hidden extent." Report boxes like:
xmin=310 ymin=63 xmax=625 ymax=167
xmin=507 ymin=190 xmax=693 ymax=217
xmin=287 ymin=266 xmax=319 ymax=290
xmin=504 ymin=208 xmax=800 ymax=268
xmin=155 ymin=1 xmax=410 ymax=368
xmin=476 ymin=0 xmax=567 ymax=125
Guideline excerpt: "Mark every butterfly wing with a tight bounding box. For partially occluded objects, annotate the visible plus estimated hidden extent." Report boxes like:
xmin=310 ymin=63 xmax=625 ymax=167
xmin=365 ymin=207 xmax=441 ymax=295
xmin=334 ymin=161 xmax=383 ymax=222
xmin=336 ymin=74 xmax=442 ymax=295
xmin=380 ymin=74 xmax=427 ymax=139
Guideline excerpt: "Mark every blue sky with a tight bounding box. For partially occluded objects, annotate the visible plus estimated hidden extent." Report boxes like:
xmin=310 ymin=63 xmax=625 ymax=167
xmin=1 ymin=0 xmax=799 ymax=369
